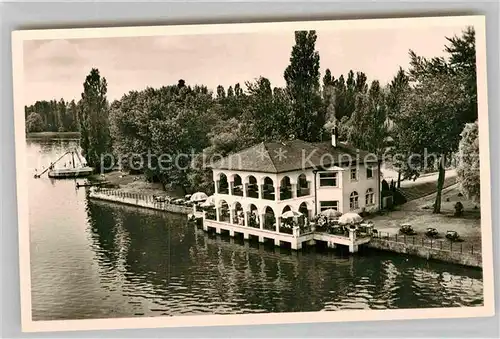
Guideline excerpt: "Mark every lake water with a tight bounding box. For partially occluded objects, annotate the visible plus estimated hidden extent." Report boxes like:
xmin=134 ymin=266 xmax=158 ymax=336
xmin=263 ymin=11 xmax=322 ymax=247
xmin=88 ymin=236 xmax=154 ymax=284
xmin=27 ymin=138 xmax=484 ymax=321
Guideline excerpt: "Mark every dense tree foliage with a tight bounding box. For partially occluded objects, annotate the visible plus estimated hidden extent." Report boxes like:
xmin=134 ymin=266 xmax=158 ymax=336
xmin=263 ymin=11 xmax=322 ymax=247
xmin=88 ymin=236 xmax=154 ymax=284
xmin=386 ymin=67 xmax=413 ymax=187
xmin=24 ymin=99 xmax=79 ymax=132
xmin=27 ymin=27 xmax=477 ymax=204
xmin=393 ymin=26 xmax=477 ymax=213
xmin=456 ymin=122 xmax=480 ymax=202
xmin=110 ymin=84 xmax=215 ymax=192
xmin=25 ymin=112 xmax=44 ymax=133
xmin=79 ymin=68 xmax=113 ymax=171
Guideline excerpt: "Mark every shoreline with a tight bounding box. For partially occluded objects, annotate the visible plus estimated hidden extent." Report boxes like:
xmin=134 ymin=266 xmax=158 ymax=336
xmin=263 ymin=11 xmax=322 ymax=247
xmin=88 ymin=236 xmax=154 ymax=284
xmin=366 ymin=237 xmax=482 ymax=269
xmin=26 ymin=131 xmax=80 ymax=139
xmin=88 ymin=188 xmax=193 ymax=215
xmin=88 ymin=188 xmax=482 ymax=269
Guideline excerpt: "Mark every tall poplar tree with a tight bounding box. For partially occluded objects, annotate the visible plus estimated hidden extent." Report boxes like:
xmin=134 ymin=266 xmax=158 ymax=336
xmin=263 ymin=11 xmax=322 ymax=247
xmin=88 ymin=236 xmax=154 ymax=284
xmin=78 ymin=68 xmax=112 ymax=171
xmin=284 ymin=30 xmax=323 ymax=142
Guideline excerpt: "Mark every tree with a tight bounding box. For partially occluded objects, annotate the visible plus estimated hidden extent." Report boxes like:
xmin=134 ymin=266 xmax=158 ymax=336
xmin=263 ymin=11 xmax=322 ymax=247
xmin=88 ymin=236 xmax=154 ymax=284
xmin=398 ymin=72 xmax=467 ymax=213
xmin=234 ymin=83 xmax=243 ymax=96
xmin=386 ymin=67 xmax=411 ymax=187
xmin=26 ymin=112 xmax=44 ymax=133
xmin=57 ymin=98 xmax=66 ymax=132
xmin=445 ymin=26 xmax=477 ymax=123
xmin=284 ymin=30 xmax=324 ymax=142
xmin=109 ymin=82 xmax=216 ymax=192
xmin=68 ymin=99 xmax=78 ymax=131
xmin=355 ymin=71 xmax=368 ymax=93
xmin=398 ymin=26 xmax=478 ymax=213
xmin=333 ymin=75 xmax=347 ymax=120
xmin=456 ymin=121 xmax=480 ymax=202
xmin=216 ymin=85 xmax=226 ymax=99
xmin=344 ymin=80 xmax=388 ymax=155
xmin=79 ymin=68 xmax=112 ymax=171
xmin=244 ymin=77 xmax=292 ymax=142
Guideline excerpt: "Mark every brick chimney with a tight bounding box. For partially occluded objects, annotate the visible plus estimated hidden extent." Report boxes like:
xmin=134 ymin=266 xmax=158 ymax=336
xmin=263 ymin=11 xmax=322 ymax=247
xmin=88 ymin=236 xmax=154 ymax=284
xmin=331 ymin=126 xmax=338 ymax=147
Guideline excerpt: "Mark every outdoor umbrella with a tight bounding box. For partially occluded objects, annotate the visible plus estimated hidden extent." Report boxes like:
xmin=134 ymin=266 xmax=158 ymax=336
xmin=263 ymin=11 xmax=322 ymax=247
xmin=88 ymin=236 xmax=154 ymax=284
xmin=281 ymin=210 xmax=303 ymax=219
xmin=320 ymin=209 xmax=342 ymax=219
xmin=200 ymin=195 xmax=215 ymax=208
xmin=338 ymin=212 xmax=363 ymax=225
xmin=190 ymin=192 xmax=209 ymax=202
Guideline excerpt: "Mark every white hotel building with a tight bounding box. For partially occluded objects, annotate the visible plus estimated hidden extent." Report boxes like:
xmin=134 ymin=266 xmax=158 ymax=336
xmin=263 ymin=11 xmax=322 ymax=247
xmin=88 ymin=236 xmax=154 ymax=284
xmin=202 ymin=132 xmax=381 ymax=251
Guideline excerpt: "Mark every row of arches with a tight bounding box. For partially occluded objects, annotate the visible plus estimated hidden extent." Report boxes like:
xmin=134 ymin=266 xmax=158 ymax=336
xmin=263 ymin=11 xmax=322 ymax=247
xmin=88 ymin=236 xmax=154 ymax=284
xmin=206 ymin=200 xmax=311 ymax=234
xmin=216 ymin=173 xmax=311 ymax=200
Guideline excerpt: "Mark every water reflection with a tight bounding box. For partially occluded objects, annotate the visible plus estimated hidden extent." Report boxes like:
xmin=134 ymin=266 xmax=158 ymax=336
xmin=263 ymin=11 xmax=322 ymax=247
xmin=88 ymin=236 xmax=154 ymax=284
xmin=85 ymin=200 xmax=484 ymax=317
xmin=27 ymin=138 xmax=484 ymax=321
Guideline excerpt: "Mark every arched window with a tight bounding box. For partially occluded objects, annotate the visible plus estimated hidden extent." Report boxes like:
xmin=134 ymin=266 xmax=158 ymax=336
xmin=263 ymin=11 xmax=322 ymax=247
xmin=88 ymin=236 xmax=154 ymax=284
xmin=233 ymin=202 xmax=244 ymax=225
xmin=263 ymin=206 xmax=276 ymax=231
xmin=248 ymin=204 xmax=259 ymax=228
xmin=218 ymin=200 xmax=230 ymax=222
xmin=297 ymin=174 xmax=310 ymax=197
xmin=263 ymin=177 xmax=275 ymax=200
xmin=218 ymin=173 xmax=229 ymax=194
xmin=280 ymin=176 xmax=292 ymax=200
xmin=246 ymin=176 xmax=259 ymax=198
xmin=232 ymin=174 xmax=243 ymax=196
xmin=298 ymin=202 xmax=309 ymax=220
xmin=350 ymin=191 xmax=359 ymax=210
xmin=365 ymin=188 xmax=374 ymax=206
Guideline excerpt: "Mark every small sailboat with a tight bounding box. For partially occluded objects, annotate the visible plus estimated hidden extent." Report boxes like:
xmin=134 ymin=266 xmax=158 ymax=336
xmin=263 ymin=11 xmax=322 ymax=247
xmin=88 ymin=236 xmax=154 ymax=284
xmin=35 ymin=149 xmax=94 ymax=179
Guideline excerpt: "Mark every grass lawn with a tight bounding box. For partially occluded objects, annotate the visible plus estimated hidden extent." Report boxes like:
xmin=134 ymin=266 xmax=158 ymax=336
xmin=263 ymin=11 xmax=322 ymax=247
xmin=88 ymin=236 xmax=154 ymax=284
xmin=367 ymin=185 xmax=482 ymax=253
xmin=88 ymin=170 xmax=185 ymax=198
xmin=398 ymin=174 xmax=457 ymax=201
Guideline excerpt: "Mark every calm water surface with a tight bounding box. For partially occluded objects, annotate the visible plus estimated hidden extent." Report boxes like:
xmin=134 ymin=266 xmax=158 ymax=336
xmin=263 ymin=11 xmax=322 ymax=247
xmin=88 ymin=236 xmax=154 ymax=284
xmin=27 ymin=138 xmax=484 ymax=321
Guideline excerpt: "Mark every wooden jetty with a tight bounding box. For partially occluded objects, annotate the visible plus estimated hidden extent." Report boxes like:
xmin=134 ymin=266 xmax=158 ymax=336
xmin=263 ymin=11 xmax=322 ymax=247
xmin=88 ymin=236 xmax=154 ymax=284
xmin=35 ymin=149 xmax=93 ymax=179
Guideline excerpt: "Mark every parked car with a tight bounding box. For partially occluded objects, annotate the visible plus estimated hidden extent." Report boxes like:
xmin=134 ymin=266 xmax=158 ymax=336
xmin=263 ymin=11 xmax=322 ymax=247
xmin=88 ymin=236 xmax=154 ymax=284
xmin=171 ymin=198 xmax=183 ymax=205
xmin=445 ymin=230 xmax=460 ymax=242
xmin=399 ymin=223 xmax=417 ymax=235
xmin=153 ymin=195 xmax=169 ymax=203
xmin=425 ymin=227 xmax=439 ymax=238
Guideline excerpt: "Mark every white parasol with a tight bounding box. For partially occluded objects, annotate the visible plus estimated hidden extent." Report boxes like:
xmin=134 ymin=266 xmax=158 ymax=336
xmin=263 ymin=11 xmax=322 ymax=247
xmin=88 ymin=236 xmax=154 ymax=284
xmin=338 ymin=212 xmax=363 ymax=225
xmin=199 ymin=195 xmax=215 ymax=208
xmin=281 ymin=210 xmax=303 ymax=219
xmin=320 ymin=209 xmax=342 ymax=219
xmin=190 ymin=192 xmax=209 ymax=202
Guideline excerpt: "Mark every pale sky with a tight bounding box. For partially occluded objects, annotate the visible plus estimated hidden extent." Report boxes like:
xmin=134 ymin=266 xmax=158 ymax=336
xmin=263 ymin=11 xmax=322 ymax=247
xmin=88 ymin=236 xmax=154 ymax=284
xmin=23 ymin=24 xmax=468 ymax=105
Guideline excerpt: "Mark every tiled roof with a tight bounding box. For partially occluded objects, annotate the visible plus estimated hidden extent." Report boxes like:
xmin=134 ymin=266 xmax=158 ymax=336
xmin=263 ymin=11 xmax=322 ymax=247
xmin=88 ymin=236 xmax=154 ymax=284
xmin=210 ymin=139 xmax=379 ymax=174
